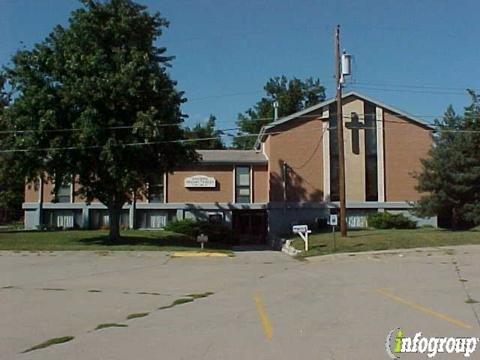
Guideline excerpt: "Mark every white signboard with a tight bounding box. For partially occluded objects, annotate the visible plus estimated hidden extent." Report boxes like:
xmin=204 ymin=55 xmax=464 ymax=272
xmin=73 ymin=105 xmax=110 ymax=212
xmin=329 ymin=214 xmax=338 ymax=226
xmin=347 ymin=216 xmax=367 ymax=229
xmin=197 ymin=234 xmax=208 ymax=250
xmin=197 ymin=234 xmax=208 ymax=243
xmin=184 ymin=175 xmax=216 ymax=188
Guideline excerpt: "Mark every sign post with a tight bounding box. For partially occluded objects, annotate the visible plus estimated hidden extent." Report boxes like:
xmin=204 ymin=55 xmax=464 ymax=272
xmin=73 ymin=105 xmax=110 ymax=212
xmin=328 ymin=214 xmax=338 ymax=251
xmin=292 ymin=225 xmax=312 ymax=252
xmin=196 ymin=233 xmax=208 ymax=251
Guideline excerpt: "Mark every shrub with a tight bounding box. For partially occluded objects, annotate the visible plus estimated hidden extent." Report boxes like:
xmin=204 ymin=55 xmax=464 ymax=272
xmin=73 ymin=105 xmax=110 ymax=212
xmin=367 ymin=212 xmax=417 ymax=229
xmin=164 ymin=219 xmax=198 ymax=237
xmin=164 ymin=219 xmax=233 ymax=244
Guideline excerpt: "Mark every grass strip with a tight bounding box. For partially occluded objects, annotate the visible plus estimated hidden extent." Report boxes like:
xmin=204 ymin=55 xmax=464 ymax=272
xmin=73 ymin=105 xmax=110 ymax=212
xmin=186 ymin=291 xmax=214 ymax=299
xmin=126 ymin=312 xmax=149 ymax=320
xmin=158 ymin=297 xmax=194 ymax=310
xmin=95 ymin=323 xmax=128 ymax=330
xmin=22 ymin=336 xmax=74 ymax=353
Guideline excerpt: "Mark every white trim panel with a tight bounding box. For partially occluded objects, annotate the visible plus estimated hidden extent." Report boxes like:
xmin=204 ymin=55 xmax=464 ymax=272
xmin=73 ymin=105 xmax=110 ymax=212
xmin=322 ymin=120 xmax=330 ymax=201
xmin=376 ymin=107 xmax=385 ymax=202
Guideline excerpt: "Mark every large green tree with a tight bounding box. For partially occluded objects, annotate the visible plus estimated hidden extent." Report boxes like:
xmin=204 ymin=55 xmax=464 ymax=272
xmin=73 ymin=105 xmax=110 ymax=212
xmin=184 ymin=115 xmax=225 ymax=150
xmin=2 ymin=0 xmax=196 ymax=240
xmin=233 ymin=76 xmax=325 ymax=149
xmin=415 ymin=90 xmax=480 ymax=229
xmin=0 ymin=77 xmax=24 ymax=221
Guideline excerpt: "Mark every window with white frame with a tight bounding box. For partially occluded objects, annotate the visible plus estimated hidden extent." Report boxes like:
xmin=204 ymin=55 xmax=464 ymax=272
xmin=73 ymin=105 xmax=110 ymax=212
xmin=235 ymin=166 xmax=251 ymax=203
xmin=148 ymin=176 xmax=165 ymax=203
xmin=56 ymin=182 xmax=71 ymax=203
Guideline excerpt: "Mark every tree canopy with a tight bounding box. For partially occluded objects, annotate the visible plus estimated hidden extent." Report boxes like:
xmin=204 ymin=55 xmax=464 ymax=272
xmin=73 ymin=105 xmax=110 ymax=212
xmin=415 ymin=90 xmax=480 ymax=229
xmin=184 ymin=115 xmax=225 ymax=150
xmin=233 ymin=76 xmax=325 ymax=149
xmin=0 ymin=77 xmax=24 ymax=220
xmin=1 ymin=0 xmax=196 ymax=240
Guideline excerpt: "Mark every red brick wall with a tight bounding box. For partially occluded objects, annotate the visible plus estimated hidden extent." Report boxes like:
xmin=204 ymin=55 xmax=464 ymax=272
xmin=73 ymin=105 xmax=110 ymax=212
xmin=384 ymin=111 xmax=432 ymax=201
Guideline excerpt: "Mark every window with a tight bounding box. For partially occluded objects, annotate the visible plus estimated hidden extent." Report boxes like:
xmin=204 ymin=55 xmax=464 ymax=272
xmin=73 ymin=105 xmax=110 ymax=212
xmin=56 ymin=182 xmax=71 ymax=203
xmin=364 ymin=102 xmax=378 ymax=201
xmin=235 ymin=166 xmax=251 ymax=203
xmin=148 ymin=176 xmax=165 ymax=203
xmin=329 ymin=103 xmax=339 ymax=201
xmin=208 ymin=213 xmax=223 ymax=224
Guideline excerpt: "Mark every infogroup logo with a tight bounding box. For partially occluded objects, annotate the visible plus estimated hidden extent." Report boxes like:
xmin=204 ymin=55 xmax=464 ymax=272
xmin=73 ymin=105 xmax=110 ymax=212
xmin=385 ymin=328 xmax=479 ymax=358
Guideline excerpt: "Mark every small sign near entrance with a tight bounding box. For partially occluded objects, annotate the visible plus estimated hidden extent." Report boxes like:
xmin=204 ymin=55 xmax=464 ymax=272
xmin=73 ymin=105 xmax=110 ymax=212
xmin=328 ymin=214 xmax=338 ymax=226
xmin=184 ymin=175 xmax=216 ymax=188
xmin=197 ymin=233 xmax=208 ymax=250
xmin=328 ymin=215 xmax=338 ymax=252
xmin=292 ymin=225 xmax=311 ymax=252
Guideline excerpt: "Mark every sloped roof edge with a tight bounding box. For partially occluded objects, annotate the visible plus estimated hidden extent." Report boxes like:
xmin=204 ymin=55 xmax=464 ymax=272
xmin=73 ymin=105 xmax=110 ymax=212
xmin=254 ymin=91 xmax=434 ymax=149
xmin=197 ymin=149 xmax=267 ymax=164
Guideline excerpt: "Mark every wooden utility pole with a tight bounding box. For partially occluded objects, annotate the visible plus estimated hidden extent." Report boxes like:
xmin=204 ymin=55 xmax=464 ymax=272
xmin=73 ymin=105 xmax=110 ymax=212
xmin=334 ymin=25 xmax=347 ymax=237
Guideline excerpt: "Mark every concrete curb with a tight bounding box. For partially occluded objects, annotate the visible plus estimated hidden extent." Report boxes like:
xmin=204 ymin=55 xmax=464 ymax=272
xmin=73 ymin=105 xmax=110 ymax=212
xmin=304 ymin=244 xmax=480 ymax=262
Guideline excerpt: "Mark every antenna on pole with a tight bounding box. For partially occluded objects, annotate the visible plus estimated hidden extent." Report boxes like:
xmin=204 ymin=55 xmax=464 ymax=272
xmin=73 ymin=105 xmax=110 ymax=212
xmin=340 ymin=50 xmax=352 ymax=84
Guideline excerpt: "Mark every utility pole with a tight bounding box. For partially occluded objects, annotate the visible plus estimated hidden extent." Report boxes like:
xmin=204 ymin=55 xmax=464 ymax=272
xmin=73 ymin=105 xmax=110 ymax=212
xmin=334 ymin=25 xmax=347 ymax=237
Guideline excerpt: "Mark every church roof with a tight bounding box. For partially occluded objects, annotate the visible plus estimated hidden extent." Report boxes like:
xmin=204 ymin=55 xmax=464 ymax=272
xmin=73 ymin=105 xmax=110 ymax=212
xmin=254 ymin=91 xmax=435 ymax=149
xmin=197 ymin=149 xmax=267 ymax=164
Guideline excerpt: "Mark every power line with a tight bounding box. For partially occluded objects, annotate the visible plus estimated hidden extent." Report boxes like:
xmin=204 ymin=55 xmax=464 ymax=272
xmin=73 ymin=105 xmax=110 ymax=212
xmin=0 ymin=124 xmax=326 ymax=153
xmin=349 ymin=85 xmax=469 ymax=96
xmin=0 ymin=111 xmax=446 ymax=135
xmin=1 ymin=115 xmax=479 ymax=154
xmin=351 ymin=81 xmax=479 ymax=93
xmin=0 ymin=123 xmax=180 ymax=135
xmin=287 ymin=127 xmax=328 ymax=170
xmin=188 ymin=90 xmax=264 ymax=102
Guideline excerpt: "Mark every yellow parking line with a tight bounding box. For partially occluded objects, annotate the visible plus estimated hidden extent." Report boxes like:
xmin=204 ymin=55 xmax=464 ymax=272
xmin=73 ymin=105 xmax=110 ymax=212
xmin=253 ymin=294 xmax=273 ymax=340
xmin=376 ymin=288 xmax=473 ymax=330
xmin=170 ymin=251 xmax=230 ymax=258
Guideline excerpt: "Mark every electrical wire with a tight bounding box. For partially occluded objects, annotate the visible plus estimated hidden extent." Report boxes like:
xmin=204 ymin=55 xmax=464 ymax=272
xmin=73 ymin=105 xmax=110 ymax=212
xmin=0 ymin=124 xmax=328 ymax=153
xmin=1 ymin=119 xmax=480 ymax=154
xmin=0 ymin=111 xmax=445 ymax=135
xmin=351 ymin=81 xmax=479 ymax=92
xmin=287 ymin=126 xmax=328 ymax=170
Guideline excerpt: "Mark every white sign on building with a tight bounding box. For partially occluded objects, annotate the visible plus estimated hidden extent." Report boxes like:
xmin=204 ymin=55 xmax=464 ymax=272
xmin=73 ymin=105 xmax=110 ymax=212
xmin=184 ymin=175 xmax=216 ymax=188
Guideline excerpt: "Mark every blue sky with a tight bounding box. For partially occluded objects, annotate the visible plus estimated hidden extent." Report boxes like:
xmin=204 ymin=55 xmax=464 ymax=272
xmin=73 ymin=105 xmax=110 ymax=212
xmin=1 ymin=0 xmax=479 ymax=131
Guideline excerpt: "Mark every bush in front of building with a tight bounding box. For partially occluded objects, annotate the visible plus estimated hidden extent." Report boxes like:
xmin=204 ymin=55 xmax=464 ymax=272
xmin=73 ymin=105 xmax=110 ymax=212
xmin=367 ymin=212 xmax=417 ymax=229
xmin=164 ymin=219 xmax=234 ymax=244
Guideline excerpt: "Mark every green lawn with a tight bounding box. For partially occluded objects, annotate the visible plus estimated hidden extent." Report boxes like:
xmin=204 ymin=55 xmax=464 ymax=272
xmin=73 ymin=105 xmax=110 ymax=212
xmin=0 ymin=229 xmax=232 ymax=252
xmin=291 ymin=227 xmax=480 ymax=258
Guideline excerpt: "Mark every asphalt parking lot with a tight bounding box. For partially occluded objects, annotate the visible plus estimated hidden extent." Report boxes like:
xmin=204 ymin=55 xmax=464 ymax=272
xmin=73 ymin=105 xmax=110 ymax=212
xmin=2 ymin=245 xmax=480 ymax=359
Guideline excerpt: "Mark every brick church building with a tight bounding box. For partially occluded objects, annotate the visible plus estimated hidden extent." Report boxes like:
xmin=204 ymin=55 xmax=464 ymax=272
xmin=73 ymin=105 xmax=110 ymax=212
xmin=23 ymin=91 xmax=435 ymax=244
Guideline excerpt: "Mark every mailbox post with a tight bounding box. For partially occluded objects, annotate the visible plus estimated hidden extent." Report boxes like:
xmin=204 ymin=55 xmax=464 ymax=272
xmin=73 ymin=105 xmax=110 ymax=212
xmin=328 ymin=214 xmax=338 ymax=251
xmin=197 ymin=233 xmax=208 ymax=250
xmin=292 ymin=225 xmax=311 ymax=252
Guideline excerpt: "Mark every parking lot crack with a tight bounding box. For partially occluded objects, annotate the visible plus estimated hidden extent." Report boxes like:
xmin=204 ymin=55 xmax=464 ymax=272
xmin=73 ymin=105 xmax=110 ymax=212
xmin=450 ymin=255 xmax=480 ymax=328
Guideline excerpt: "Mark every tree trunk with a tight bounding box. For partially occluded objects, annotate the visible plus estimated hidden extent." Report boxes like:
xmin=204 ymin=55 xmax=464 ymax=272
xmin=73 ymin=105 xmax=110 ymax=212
xmin=451 ymin=207 xmax=459 ymax=230
xmin=108 ymin=204 xmax=121 ymax=243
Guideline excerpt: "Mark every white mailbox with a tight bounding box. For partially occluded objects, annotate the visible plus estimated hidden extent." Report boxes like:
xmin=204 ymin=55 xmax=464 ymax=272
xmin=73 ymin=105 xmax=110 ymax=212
xmin=292 ymin=225 xmax=309 ymax=234
xmin=292 ymin=225 xmax=311 ymax=252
